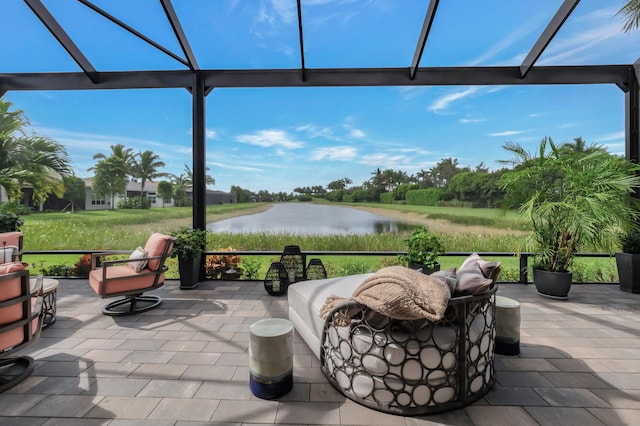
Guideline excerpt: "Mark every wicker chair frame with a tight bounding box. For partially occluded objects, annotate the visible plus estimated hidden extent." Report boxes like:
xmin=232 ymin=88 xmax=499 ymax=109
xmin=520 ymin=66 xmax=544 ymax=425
xmin=320 ymin=286 xmax=497 ymax=416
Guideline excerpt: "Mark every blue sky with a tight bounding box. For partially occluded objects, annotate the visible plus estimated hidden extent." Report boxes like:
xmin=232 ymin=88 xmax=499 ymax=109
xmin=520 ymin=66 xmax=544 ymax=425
xmin=2 ymin=0 xmax=639 ymax=193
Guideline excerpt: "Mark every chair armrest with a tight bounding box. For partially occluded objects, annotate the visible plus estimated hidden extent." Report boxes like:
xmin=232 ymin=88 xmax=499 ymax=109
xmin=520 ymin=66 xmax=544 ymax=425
xmin=91 ymin=251 xmax=130 ymax=270
xmin=100 ymin=254 xmax=164 ymax=269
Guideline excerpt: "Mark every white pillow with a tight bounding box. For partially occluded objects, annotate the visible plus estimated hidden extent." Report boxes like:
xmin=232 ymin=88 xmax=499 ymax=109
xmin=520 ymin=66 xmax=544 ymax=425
xmin=0 ymin=246 xmax=18 ymax=264
xmin=128 ymin=247 xmax=148 ymax=272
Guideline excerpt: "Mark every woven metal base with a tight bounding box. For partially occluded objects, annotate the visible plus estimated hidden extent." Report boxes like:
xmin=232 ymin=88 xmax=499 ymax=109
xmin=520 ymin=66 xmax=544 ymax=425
xmin=320 ymin=288 xmax=496 ymax=416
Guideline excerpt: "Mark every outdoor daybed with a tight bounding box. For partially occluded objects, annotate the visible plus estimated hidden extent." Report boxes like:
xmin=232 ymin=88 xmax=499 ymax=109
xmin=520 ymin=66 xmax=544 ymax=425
xmin=287 ymin=254 xmax=500 ymax=416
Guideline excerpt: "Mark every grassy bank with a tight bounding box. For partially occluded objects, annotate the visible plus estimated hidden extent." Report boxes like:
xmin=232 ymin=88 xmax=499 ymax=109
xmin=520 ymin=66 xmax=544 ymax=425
xmin=16 ymin=202 xmax=618 ymax=282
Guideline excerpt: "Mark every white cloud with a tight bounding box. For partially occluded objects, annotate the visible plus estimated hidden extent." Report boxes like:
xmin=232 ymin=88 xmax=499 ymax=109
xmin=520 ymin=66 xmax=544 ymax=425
xmin=270 ymin=0 xmax=296 ymax=24
xmin=594 ymin=131 xmax=624 ymax=142
xmin=349 ymin=128 xmax=365 ymax=138
xmin=429 ymin=87 xmax=479 ymax=113
xmin=459 ymin=118 xmax=485 ymax=124
xmin=488 ymin=130 xmax=527 ymax=137
xmin=29 ymin=126 xmax=164 ymax=151
xmin=209 ymin=161 xmax=263 ymax=172
xmin=360 ymin=153 xmax=408 ymax=168
xmin=296 ymin=123 xmax=337 ymax=140
xmin=206 ymin=128 xmax=218 ymax=140
xmin=539 ymin=7 xmax=640 ymax=64
xmin=310 ymin=146 xmax=357 ymax=161
xmin=236 ymin=129 xmax=303 ymax=149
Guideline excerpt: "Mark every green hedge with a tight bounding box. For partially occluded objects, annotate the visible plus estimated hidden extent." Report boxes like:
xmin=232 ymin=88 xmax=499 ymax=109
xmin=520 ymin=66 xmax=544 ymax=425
xmin=380 ymin=192 xmax=395 ymax=204
xmin=406 ymin=188 xmax=443 ymax=206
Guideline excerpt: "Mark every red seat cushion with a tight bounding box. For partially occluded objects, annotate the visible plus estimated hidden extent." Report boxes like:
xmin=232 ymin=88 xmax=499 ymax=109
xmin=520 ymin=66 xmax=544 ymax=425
xmin=89 ymin=266 xmax=164 ymax=296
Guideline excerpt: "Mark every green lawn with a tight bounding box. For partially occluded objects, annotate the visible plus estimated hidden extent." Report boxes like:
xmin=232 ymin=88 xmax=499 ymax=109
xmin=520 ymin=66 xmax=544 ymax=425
xmin=14 ymin=202 xmax=619 ymax=282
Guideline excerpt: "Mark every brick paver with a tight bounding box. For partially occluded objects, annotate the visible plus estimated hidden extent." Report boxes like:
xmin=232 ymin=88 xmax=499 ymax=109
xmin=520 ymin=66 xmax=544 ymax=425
xmin=0 ymin=278 xmax=638 ymax=425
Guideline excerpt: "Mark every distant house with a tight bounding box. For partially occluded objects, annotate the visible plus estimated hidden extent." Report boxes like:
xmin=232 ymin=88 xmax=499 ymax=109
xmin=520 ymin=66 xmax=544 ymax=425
xmin=82 ymin=179 xmax=236 ymax=211
xmin=1 ymin=179 xmax=236 ymax=211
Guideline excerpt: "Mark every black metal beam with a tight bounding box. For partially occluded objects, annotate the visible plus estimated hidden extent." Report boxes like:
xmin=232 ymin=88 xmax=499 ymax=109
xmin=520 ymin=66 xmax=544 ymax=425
xmin=77 ymin=0 xmax=189 ymax=68
xmin=160 ymin=0 xmax=199 ymax=71
xmin=520 ymin=0 xmax=580 ymax=78
xmin=0 ymin=66 xmax=629 ymax=92
xmin=409 ymin=0 xmax=440 ymax=80
xmin=626 ymin=66 xmax=640 ymax=168
xmin=296 ymin=0 xmax=306 ymax=81
xmin=191 ymin=72 xmax=207 ymax=250
xmin=23 ymin=0 xmax=99 ymax=84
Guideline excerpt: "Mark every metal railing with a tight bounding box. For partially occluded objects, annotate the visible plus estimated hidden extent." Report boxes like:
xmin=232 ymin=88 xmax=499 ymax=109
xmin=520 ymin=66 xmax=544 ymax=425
xmin=20 ymin=249 xmax=619 ymax=284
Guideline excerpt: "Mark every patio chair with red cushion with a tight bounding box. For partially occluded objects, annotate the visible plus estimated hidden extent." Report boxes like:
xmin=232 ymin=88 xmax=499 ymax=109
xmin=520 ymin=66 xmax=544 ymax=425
xmin=89 ymin=233 xmax=175 ymax=316
xmin=0 ymin=232 xmax=23 ymax=263
xmin=0 ymin=262 xmax=44 ymax=392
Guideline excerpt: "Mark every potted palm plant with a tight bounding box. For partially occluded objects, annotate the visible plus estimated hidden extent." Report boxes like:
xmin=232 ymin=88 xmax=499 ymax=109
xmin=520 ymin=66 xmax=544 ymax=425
xmin=499 ymin=137 xmax=640 ymax=299
xmin=616 ymin=227 xmax=640 ymax=293
xmin=170 ymin=227 xmax=208 ymax=290
xmin=399 ymin=226 xmax=444 ymax=274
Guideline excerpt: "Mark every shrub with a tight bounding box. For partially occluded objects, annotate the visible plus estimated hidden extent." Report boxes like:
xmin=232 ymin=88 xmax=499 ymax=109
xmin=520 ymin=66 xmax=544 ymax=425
xmin=118 ymin=197 xmax=151 ymax=209
xmin=205 ymin=248 xmax=242 ymax=279
xmin=620 ymin=229 xmax=640 ymax=254
xmin=406 ymin=188 xmax=443 ymax=206
xmin=0 ymin=212 xmax=23 ymax=232
xmin=325 ymin=190 xmax=344 ymax=202
xmin=72 ymin=254 xmax=93 ymax=277
xmin=241 ymin=256 xmax=261 ymax=279
xmin=380 ymin=192 xmax=395 ymax=204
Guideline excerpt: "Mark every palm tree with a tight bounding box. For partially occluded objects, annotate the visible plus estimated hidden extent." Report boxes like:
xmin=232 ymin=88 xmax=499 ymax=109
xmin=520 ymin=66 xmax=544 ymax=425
xmin=618 ymin=0 xmax=640 ymax=32
xmin=131 ymin=150 xmax=167 ymax=206
xmin=0 ymin=100 xmax=71 ymax=205
xmin=369 ymin=168 xmax=384 ymax=189
xmin=557 ymin=137 xmax=605 ymax=157
xmin=92 ymin=144 xmax=135 ymax=175
xmin=183 ymin=164 xmax=215 ymax=187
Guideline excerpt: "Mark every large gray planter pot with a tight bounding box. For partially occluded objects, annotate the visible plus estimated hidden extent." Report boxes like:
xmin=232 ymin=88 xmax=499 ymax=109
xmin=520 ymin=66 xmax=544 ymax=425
xmin=178 ymin=252 xmax=203 ymax=290
xmin=615 ymin=252 xmax=640 ymax=294
xmin=533 ymin=269 xmax=572 ymax=300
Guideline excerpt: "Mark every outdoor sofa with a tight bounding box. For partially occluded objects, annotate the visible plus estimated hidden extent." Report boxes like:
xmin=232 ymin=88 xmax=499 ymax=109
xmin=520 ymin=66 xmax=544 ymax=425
xmin=288 ymin=254 xmax=500 ymax=415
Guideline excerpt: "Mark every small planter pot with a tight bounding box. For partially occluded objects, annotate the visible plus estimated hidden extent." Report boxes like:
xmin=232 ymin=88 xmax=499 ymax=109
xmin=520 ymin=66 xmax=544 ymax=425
xmin=178 ymin=253 xmax=203 ymax=290
xmin=408 ymin=261 xmax=441 ymax=275
xmin=615 ymin=252 xmax=640 ymax=294
xmin=533 ymin=269 xmax=572 ymax=300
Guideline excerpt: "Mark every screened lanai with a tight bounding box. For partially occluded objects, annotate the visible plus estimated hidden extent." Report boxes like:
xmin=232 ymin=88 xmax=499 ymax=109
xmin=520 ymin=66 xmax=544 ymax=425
xmin=1 ymin=0 xmax=639 ymax=232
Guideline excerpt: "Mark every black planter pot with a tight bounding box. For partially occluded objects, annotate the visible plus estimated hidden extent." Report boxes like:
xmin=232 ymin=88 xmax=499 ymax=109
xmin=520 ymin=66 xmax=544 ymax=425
xmin=178 ymin=253 xmax=203 ymax=290
xmin=408 ymin=261 xmax=441 ymax=275
xmin=615 ymin=252 xmax=640 ymax=294
xmin=533 ymin=269 xmax=572 ymax=300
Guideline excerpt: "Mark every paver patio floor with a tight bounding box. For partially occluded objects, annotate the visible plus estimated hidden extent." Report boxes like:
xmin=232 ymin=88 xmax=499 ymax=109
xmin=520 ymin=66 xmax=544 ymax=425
xmin=2 ymin=278 xmax=640 ymax=425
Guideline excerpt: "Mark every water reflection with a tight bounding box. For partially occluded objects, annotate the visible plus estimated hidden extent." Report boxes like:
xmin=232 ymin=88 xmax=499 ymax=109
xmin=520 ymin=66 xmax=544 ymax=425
xmin=207 ymin=203 xmax=415 ymax=235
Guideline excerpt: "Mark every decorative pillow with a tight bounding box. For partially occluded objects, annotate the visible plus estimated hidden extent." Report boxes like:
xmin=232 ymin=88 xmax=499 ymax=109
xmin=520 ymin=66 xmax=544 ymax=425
xmin=459 ymin=253 xmax=501 ymax=282
xmin=429 ymin=268 xmax=457 ymax=297
xmin=128 ymin=247 xmax=148 ymax=272
xmin=0 ymin=246 xmax=18 ymax=264
xmin=454 ymin=253 xmax=500 ymax=296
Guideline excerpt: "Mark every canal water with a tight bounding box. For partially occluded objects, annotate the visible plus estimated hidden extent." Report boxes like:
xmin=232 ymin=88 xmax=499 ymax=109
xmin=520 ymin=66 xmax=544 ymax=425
xmin=207 ymin=203 xmax=415 ymax=235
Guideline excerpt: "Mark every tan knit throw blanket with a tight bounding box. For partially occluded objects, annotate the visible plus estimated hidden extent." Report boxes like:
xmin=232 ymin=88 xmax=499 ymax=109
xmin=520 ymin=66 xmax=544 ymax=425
xmin=319 ymin=266 xmax=450 ymax=323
